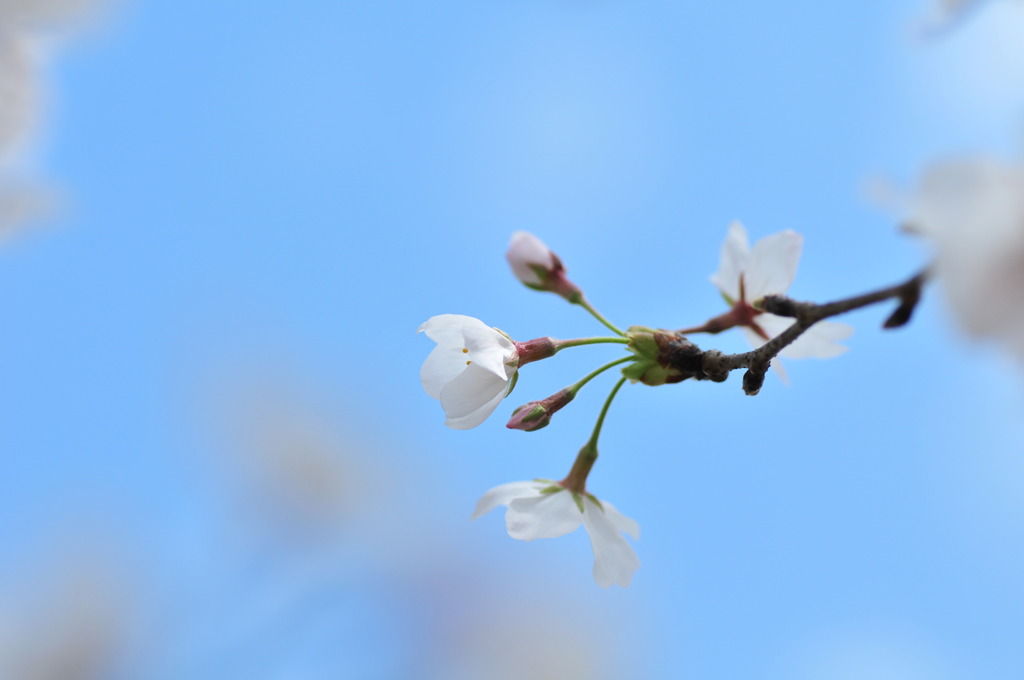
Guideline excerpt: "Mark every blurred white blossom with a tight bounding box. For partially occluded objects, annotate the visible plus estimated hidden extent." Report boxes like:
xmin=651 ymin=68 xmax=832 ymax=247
xmin=0 ymin=560 xmax=122 ymax=680
xmin=0 ymin=31 xmax=33 ymax=159
xmin=473 ymin=479 xmax=640 ymax=588
xmin=419 ymin=314 xmax=519 ymax=430
xmin=919 ymin=0 xmax=989 ymax=35
xmin=908 ymin=157 xmax=1024 ymax=359
xmin=0 ymin=0 xmax=98 ymax=239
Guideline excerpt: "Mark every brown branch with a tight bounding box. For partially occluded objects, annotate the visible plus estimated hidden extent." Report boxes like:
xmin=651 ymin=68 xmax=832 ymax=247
xmin=654 ymin=268 xmax=930 ymax=396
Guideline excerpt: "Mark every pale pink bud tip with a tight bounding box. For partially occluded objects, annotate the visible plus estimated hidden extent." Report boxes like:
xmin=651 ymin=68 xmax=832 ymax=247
xmin=506 ymin=231 xmax=583 ymax=302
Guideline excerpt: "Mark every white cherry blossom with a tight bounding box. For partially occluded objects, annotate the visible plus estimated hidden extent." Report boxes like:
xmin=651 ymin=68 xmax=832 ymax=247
xmin=419 ymin=314 xmax=519 ymax=430
xmin=908 ymin=157 xmax=1024 ymax=359
xmin=472 ymin=479 xmax=640 ymax=588
xmin=710 ymin=221 xmax=853 ymax=360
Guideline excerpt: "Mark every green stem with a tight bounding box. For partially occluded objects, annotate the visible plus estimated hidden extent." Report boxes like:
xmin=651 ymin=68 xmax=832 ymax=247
xmin=573 ymin=296 xmax=625 ymax=336
xmin=555 ymin=336 xmax=630 ymax=350
xmin=570 ymin=356 xmax=635 ymax=395
xmin=561 ymin=377 xmax=628 ymax=493
xmin=587 ymin=376 xmax=628 ymax=448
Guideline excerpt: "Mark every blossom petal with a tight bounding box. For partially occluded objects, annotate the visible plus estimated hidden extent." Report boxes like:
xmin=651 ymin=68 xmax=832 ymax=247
xmin=418 ymin=314 xmax=489 ymax=343
xmin=770 ymin=358 xmax=790 ymax=383
xmin=461 ymin=323 xmax=516 ymax=380
xmin=0 ymin=35 xmax=34 ymax=159
xmin=751 ymin=314 xmax=852 ymax=359
xmin=506 ymin=489 xmax=582 ymax=541
xmin=709 ymin=221 xmax=749 ymax=302
xmin=602 ymin=500 xmax=640 ymax=540
xmin=0 ymin=0 xmax=93 ymax=25
xmin=782 ymin=320 xmax=853 ymax=359
xmin=471 ymin=480 xmax=543 ymax=519
xmin=444 ymin=385 xmax=507 ymax=430
xmin=738 ymin=314 xmax=851 ymax=361
xmin=419 ymin=314 xmax=515 ymax=397
xmin=744 ymin=230 xmax=802 ymax=300
xmin=911 ymin=158 xmax=1024 ymax=351
xmin=739 ymin=324 xmax=770 ymax=350
xmin=582 ymin=497 xmax=640 ymax=588
xmin=440 ymin=363 xmax=509 ymax=421
xmin=420 ymin=342 xmax=471 ymax=399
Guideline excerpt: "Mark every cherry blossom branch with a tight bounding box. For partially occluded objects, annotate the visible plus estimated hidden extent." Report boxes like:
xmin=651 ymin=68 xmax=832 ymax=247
xmin=707 ymin=268 xmax=930 ymax=395
xmin=640 ymin=268 xmax=930 ymax=396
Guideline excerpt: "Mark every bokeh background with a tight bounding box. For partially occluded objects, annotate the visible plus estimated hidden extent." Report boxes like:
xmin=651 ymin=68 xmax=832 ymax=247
xmin=2 ymin=0 xmax=1024 ymax=678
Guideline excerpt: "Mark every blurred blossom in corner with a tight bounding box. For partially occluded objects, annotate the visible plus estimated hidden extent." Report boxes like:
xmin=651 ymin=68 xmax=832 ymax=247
xmin=918 ymin=0 xmax=988 ymax=35
xmin=0 ymin=554 xmax=124 ymax=680
xmin=0 ymin=0 xmax=103 ymax=239
xmin=906 ymin=157 xmax=1024 ymax=360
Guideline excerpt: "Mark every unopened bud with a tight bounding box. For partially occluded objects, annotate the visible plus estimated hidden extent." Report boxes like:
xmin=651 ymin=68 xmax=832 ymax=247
xmin=507 ymin=388 xmax=575 ymax=431
xmin=883 ymin=301 xmax=915 ymax=329
xmin=506 ymin=231 xmax=583 ymax=302
xmin=742 ymin=368 xmax=766 ymax=395
xmin=883 ymin=286 xmax=922 ymax=329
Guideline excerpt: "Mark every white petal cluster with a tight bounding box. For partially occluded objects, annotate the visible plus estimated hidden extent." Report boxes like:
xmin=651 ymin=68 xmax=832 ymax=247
xmin=909 ymin=158 xmax=1024 ymax=358
xmin=711 ymin=221 xmax=852 ymax=359
xmin=473 ymin=480 xmax=640 ymax=588
xmin=419 ymin=314 xmax=519 ymax=430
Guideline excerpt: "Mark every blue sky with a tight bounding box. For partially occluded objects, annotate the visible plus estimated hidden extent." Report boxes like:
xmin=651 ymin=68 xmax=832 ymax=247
xmin=2 ymin=0 xmax=1024 ymax=677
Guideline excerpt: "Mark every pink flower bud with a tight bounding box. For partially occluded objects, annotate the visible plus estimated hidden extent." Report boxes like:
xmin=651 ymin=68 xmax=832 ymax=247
xmin=506 ymin=388 xmax=575 ymax=432
xmin=505 ymin=402 xmax=551 ymax=431
xmin=506 ymin=231 xmax=583 ymax=302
